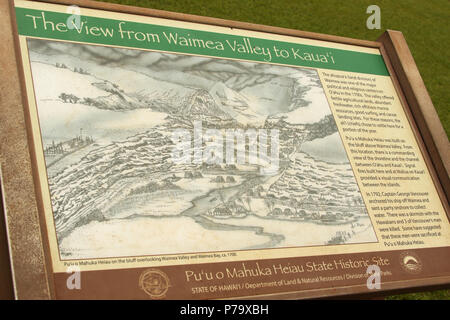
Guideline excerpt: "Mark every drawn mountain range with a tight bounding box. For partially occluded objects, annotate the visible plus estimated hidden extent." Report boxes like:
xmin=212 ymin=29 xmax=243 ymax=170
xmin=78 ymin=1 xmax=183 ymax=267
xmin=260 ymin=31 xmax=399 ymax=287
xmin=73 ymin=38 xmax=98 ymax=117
xmin=29 ymin=40 xmax=324 ymax=127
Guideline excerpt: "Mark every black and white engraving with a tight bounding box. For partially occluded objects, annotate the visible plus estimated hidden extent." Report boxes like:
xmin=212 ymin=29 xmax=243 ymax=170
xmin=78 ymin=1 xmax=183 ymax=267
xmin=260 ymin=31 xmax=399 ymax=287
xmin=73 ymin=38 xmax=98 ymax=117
xmin=27 ymin=39 xmax=377 ymax=259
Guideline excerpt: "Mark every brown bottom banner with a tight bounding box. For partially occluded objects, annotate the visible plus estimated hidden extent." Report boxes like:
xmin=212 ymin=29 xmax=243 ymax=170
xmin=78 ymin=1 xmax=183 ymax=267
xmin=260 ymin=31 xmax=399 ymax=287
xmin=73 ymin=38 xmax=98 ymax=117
xmin=53 ymin=247 xmax=450 ymax=299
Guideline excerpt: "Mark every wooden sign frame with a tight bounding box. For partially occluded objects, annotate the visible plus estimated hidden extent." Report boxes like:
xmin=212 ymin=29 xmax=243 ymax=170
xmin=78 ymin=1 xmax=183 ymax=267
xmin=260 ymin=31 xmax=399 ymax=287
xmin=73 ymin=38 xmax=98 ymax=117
xmin=0 ymin=0 xmax=449 ymax=300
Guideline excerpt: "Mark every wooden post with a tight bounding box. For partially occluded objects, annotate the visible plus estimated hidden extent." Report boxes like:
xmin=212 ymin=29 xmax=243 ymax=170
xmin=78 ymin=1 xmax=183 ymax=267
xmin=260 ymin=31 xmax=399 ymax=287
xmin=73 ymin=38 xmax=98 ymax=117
xmin=378 ymin=30 xmax=450 ymax=202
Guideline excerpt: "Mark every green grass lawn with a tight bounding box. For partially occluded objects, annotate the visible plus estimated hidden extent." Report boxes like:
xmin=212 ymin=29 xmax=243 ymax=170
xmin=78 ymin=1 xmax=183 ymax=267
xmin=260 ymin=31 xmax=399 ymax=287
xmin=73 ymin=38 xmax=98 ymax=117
xmin=95 ymin=0 xmax=450 ymax=299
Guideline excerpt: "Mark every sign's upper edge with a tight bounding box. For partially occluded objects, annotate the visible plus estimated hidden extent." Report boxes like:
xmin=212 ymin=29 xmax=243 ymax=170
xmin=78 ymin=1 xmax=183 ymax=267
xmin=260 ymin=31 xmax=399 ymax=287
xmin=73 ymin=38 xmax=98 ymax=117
xmin=14 ymin=5 xmax=390 ymax=76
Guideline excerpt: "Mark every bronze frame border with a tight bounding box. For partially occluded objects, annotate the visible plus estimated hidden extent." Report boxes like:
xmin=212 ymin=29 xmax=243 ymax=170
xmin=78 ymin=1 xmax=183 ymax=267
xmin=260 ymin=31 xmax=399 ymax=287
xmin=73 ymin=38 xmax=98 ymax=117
xmin=0 ymin=0 xmax=448 ymax=299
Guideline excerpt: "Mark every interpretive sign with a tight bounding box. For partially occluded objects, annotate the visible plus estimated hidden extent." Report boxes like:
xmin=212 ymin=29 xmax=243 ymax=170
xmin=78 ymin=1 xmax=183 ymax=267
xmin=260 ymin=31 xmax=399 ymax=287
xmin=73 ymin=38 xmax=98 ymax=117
xmin=0 ymin=0 xmax=449 ymax=299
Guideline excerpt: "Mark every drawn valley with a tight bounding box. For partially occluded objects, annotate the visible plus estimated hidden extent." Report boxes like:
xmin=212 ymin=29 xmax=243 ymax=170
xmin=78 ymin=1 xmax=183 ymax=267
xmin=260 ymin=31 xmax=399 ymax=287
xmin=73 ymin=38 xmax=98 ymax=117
xmin=27 ymin=38 xmax=377 ymax=259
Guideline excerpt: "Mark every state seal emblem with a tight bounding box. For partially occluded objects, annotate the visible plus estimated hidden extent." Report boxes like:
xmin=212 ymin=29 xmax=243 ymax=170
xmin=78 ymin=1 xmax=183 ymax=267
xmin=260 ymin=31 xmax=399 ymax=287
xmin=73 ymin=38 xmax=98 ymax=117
xmin=139 ymin=268 xmax=170 ymax=299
